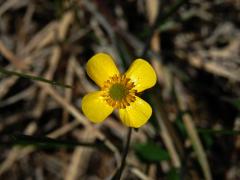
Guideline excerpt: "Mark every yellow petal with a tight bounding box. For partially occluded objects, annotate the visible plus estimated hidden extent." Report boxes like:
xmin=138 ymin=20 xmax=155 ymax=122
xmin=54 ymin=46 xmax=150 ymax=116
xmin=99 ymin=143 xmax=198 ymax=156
xmin=81 ymin=91 xmax=113 ymax=123
xmin=125 ymin=59 xmax=157 ymax=92
xmin=86 ymin=53 xmax=120 ymax=87
xmin=119 ymin=96 xmax=152 ymax=128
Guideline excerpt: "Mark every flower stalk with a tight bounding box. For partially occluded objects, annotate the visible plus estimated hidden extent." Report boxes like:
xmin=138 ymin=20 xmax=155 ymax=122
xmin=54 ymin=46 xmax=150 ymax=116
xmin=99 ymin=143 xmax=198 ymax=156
xmin=112 ymin=127 xmax=132 ymax=180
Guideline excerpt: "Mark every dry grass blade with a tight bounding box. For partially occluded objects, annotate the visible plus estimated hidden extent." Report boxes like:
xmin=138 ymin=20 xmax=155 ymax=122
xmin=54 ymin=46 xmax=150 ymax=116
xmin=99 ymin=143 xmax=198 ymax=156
xmin=154 ymin=107 xmax=181 ymax=168
xmin=0 ymin=41 xmax=28 ymax=69
xmin=175 ymin=78 xmax=212 ymax=180
xmin=146 ymin=0 xmax=181 ymax=169
xmin=32 ymin=46 xmax=61 ymax=117
xmin=130 ymin=167 xmax=153 ymax=180
xmin=64 ymin=130 xmax=95 ymax=180
xmin=62 ymin=56 xmax=75 ymax=124
xmin=0 ymin=76 xmax=18 ymax=99
xmin=0 ymin=86 xmax=36 ymax=107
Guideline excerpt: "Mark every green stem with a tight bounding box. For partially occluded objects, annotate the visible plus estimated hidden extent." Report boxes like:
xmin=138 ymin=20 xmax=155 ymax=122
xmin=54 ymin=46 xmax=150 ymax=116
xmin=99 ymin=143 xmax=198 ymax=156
xmin=0 ymin=67 xmax=72 ymax=88
xmin=112 ymin=127 xmax=132 ymax=180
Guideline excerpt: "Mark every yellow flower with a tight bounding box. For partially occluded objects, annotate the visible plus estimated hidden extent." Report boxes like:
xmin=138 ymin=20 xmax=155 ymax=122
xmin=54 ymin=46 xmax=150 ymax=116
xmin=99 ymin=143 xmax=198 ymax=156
xmin=81 ymin=53 xmax=157 ymax=128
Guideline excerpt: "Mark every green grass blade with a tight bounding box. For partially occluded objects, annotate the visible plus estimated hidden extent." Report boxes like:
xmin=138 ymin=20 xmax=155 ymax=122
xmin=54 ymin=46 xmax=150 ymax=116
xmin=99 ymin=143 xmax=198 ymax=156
xmin=1 ymin=134 xmax=105 ymax=149
xmin=0 ymin=67 xmax=72 ymax=89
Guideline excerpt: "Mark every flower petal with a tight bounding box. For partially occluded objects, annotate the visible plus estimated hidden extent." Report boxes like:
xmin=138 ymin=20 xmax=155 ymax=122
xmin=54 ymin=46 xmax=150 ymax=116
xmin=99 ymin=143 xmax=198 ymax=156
xmin=125 ymin=59 xmax=157 ymax=92
xmin=81 ymin=91 xmax=113 ymax=123
xmin=86 ymin=53 xmax=120 ymax=87
xmin=119 ymin=96 xmax=152 ymax=128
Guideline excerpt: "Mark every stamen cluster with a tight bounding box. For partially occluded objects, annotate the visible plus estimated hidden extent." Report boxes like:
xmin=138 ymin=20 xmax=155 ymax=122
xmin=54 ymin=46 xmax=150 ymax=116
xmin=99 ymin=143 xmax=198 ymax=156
xmin=101 ymin=75 xmax=137 ymax=109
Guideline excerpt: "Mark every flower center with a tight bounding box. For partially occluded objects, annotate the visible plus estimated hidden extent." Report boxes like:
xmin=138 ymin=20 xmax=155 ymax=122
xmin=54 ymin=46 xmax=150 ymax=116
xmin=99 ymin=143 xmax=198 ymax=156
xmin=109 ymin=84 xmax=128 ymax=101
xmin=102 ymin=75 xmax=137 ymax=109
